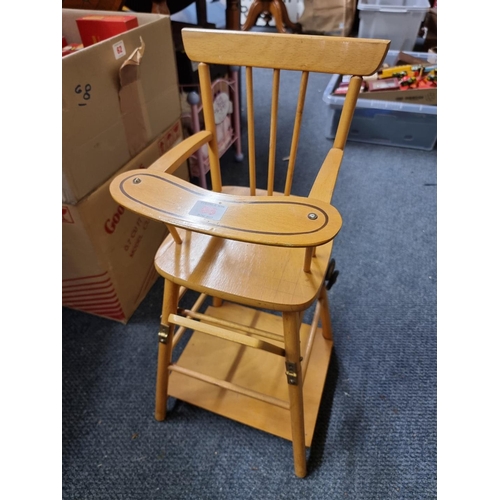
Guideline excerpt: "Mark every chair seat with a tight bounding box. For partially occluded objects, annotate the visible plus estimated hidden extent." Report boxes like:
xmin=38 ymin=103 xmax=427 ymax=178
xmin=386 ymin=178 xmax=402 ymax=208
xmin=154 ymin=186 xmax=334 ymax=311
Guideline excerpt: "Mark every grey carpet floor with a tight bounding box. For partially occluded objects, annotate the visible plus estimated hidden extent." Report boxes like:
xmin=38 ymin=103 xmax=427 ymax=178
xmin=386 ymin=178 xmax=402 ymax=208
xmin=62 ymin=68 xmax=437 ymax=499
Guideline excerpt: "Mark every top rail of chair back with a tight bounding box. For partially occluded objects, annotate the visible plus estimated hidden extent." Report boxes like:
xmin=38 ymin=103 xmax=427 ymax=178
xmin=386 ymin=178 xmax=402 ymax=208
xmin=181 ymin=28 xmax=390 ymax=76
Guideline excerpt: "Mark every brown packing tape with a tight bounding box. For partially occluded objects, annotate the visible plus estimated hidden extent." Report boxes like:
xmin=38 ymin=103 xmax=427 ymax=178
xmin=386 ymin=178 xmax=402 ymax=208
xmin=119 ymin=37 xmax=151 ymax=157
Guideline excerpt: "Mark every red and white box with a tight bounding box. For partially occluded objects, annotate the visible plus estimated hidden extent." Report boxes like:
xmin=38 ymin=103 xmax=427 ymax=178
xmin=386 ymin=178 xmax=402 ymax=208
xmin=76 ymin=14 xmax=139 ymax=47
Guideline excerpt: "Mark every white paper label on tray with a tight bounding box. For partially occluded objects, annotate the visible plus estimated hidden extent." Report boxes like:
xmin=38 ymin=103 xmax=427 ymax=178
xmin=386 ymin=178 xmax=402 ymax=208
xmin=189 ymin=201 xmax=227 ymax=221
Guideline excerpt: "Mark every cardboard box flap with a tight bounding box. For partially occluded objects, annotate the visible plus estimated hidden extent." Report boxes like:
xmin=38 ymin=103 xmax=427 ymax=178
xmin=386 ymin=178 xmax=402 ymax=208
xmin=119 ymin=37 xmax=145 ymax=87
xmin=119 ymin=37 xmax=151 ymax=157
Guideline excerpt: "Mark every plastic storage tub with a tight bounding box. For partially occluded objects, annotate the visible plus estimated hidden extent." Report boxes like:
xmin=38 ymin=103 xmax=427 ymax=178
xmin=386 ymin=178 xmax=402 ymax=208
xmin=357 ymin=0 xmax=430 ymax=52
xmin=322 ymin=50 xmax=437 ymax=151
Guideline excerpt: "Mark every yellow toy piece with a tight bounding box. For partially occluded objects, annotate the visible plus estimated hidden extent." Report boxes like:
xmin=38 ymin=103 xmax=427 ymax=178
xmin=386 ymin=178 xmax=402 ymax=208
xmin=377 ymin=64 xmax=437 ymax=80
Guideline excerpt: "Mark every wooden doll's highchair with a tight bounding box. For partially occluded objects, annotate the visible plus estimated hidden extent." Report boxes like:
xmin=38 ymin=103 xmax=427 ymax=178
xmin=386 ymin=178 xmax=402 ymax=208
xmin=110 ymin=28 xmax=389 ymax=477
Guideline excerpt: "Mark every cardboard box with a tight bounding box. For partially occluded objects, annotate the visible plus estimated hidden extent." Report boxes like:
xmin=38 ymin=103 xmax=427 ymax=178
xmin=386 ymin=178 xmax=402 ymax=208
xmin=358 ymin=87 xmax=437 ymax=105
xmin=298 ymin=0 xmax=356 ymax=36
xmin=76 ymin=14 xmax=139 ymax=47
xmin=62 ymin=119 xmax=189 ymax=323
xmin=62 ymin=9 xmax=181 ymax=204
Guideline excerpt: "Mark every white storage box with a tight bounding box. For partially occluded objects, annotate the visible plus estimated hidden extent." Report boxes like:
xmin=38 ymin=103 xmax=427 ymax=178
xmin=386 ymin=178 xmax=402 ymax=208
xmin=357 ymin=0 xmax=430 ymax=52
xmin=322 ymin=50 xmax=437 ymax=151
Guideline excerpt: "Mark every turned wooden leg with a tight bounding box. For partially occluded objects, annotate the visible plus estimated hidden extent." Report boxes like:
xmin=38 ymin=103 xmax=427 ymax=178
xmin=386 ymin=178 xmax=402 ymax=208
xmin=318 ymin=285 xmax=333 ymax=342
xmin=242 ymin=0 xmax=268 ymax=31
xmin=268 ymin=0 xmax=287 ymax=33
xmin=155 ymin=279 xmax=180 ymax=421
xmin=273 ymin=0 xmax=302 ymax=32
xmin=226 ymin=0 xmax=241 ymax=31
xmin=283 ymin=311 xmax=307 ymax=478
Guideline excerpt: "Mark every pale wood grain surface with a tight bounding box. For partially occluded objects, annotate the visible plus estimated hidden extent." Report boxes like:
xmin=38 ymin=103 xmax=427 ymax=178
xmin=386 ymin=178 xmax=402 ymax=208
xmin=154 ymin=227 xmax=334 ymax=311
xmin=110 ymin=171 xmax=342 ymax=248
xmin=148 ymin=131 xmax=212 ymax=174
xmin=168 ymin=302 xmax=333 ymax=447
xmin=106 ymin=28 xmax=390 ymax=478
xmin=182 ymin=28 xmax=390 ymax=75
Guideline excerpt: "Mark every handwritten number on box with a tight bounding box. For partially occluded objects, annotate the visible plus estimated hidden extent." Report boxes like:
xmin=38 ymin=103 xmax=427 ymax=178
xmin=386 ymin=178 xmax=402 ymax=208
xmin=75 ymin=84 xmax=92 ymax=106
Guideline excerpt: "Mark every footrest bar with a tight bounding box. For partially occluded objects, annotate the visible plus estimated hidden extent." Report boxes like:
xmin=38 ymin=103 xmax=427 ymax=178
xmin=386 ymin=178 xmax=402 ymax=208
xmin=169 ymin=314 xmax=286 ymax=357
xmin=179 ymin=308 xmax=284 ymax=342
xmin=169 ymin=364 xmax=290 ymax=410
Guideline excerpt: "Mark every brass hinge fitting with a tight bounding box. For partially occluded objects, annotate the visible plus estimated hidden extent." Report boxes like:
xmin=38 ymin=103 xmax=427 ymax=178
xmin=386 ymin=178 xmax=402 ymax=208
xmin=285 ymin=361 xmax=298 ymax=385
xmin=158 ymin=324 xmax=170 ymax=344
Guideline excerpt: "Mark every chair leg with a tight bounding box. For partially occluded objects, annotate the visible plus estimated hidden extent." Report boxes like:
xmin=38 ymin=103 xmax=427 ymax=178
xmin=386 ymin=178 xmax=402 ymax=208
xmin=242 ymin=0 xmax=302 ymax=33
xmin=282 ymin=311 xmax=307 ymax=478
xmin=269 ymin=0 xmax=301 ymax=33
xmin=242 ymin=0 xmax=267 ymax=31
xmin=318 ymin=285 xmax=334 ymax=342
xmin=155 ymin=279 xmax=180 ymax=421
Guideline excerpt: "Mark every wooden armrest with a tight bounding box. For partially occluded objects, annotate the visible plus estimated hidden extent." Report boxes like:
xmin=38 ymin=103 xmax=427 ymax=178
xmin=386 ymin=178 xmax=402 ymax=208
xmin=309 ymin=148 xmax=344 ymax=203
xmin=110 ymin=170 xmax=343 ymax=247
xmin=148 ymin=130 xmax=212 ymax=174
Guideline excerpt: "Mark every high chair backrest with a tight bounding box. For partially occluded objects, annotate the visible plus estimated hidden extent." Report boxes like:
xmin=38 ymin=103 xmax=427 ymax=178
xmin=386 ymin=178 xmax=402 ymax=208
xmin=181 ymin=29 xmax=390 ymax=196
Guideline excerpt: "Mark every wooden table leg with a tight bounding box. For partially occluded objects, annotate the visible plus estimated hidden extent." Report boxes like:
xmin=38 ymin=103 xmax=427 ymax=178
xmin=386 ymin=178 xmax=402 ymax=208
xmin=226 ymin=0 xmax=241 ymax=30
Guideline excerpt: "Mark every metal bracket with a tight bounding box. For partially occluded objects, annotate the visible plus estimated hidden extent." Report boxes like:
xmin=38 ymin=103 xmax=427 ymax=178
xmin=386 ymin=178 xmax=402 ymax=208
xmin=285 ymin=361 xmax=298 ymax=385
xmin=325 ymin=258 xmax=339 ymax=290
xmin=158 ymin=324 xmax=170 ymax=344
